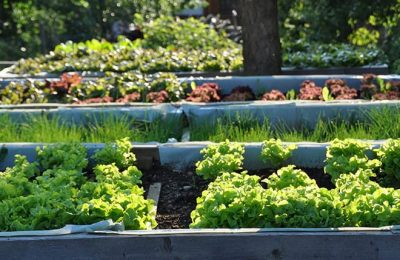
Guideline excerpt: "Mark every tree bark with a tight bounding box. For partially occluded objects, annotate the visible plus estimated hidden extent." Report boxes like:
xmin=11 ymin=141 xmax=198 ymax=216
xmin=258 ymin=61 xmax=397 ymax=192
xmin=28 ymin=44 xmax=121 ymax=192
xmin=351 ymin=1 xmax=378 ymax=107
xmin=240 ymin=0 xmax=282 ymax=75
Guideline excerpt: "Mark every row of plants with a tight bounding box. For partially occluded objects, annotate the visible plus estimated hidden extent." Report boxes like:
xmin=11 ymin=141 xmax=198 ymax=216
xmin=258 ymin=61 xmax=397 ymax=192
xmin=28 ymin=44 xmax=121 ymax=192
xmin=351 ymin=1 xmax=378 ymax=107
xmin=9 ymin=16 xmax=241 ymax=75
xmin=2 ymin=137 xmax=399 ymax=231
xmin=190 ymin=139 xmax=400 ymax=228
xmin=187 ymin=74 xmax=400 ymax=102
xmin=6 ymin=17 xmax=386 ymax=76
xmin=2 ymin=73 xmax=399 ymax=105
xmin=190 ymin=107 xmax=400 ymax=143
xmin=0 ymin=72 xmax=187 ymax=104
xmin=0 ymin=114 xmax=181 ymax=143
xmin=0 ymin=138 xmax=156 ymax=231
xmin=0 ymin=106 xmax=399 ymax=144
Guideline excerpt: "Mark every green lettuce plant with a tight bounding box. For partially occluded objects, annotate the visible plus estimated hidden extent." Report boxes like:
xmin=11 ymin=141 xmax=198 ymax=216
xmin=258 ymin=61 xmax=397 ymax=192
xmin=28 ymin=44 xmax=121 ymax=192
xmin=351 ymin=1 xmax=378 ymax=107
xmin=260 ymin=139 xmax=297 ymax=168
xmin=263 ymin=165 xmax=317 ymax=190
xmin=37 ymin=142 xmax=88 ymax=171
xmin=375 ymin=139 xmax=400 ymax=186
xmin=0 ymin=138 xmax=156 ymax=231
xmin=190 ymin=172 xmax=267 ymax=228
xmin=195 ymin=140 xmax=245 ymax=180
xmin=334 ymin=169 xmax=400 ymax=227
xmin=92 ymin=137 xmax=136 ymax=170
xmin=324 ymin=139 xmax=381 ymax=181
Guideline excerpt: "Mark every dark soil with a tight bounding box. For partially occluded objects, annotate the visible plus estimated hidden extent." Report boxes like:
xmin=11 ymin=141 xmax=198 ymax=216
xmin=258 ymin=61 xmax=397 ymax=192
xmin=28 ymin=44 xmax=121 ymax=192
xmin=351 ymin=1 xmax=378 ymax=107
xmin=142 ymin=166 xmax=209 ymax=229
xmin=142 ymin=166 xmax=333 ymax=229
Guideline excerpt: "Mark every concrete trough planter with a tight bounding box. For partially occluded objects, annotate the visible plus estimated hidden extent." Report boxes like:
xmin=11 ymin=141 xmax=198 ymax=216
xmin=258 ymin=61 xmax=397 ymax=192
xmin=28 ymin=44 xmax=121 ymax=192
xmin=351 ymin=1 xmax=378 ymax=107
xmin=0 ymin=64 xmax=389 ymax=79
xmin=1 ymin=139 xmax=399 ymax=259
xmin=158 ymin=141 xmax=385 ymax=170
xmin=0 ymin=140 xmax=385 ymax=170
xmin=0 ymin=103 xmax=183 ymax=124
xmin=181 ymin=75 xmax=400 ymax=94
xmin=0 ymin=143 xmax=159 ymax=171
xmin=182 ymin=100 xmax=400 ymax=129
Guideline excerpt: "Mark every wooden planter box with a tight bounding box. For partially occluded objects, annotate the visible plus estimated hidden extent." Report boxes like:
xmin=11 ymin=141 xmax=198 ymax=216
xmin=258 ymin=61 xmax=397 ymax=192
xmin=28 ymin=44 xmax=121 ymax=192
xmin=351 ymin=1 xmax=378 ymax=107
xmin=1 ymin=229 xmax=399 ymax=259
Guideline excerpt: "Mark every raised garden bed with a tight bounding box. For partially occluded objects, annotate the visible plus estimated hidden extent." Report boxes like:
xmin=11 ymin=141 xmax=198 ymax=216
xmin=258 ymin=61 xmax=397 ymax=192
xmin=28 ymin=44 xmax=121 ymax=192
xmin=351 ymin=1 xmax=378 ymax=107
xmin=1 ymin=138 xmax=400 ymax=259
xmin=1 ymin=230 xmax=399 ymax=259
xmin=1 ymin=76 xmax=400 ymax=259
xmin=1 ymin=73 xmax=400 ymax=105
xmin=0 ymin=64 xmax=389 ymax=79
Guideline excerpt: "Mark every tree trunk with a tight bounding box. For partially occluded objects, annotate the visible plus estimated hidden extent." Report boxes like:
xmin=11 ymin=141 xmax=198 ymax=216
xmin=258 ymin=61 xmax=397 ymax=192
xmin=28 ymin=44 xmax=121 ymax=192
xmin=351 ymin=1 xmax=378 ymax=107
xmin=240 ymin=0 xmax=282 ymax=75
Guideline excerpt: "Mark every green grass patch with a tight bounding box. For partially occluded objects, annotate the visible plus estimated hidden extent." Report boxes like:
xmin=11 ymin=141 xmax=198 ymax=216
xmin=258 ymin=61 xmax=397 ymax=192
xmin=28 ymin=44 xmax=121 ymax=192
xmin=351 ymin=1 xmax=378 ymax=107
xmin=190 ymin=107 xmax=400 ymax=142
xmin=0 ymin=114 xmax=181 ymax=143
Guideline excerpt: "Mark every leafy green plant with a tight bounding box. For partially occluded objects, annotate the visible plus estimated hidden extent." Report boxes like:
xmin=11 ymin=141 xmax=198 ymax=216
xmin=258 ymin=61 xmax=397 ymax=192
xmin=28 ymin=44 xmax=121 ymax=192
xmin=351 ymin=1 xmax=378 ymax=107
xmin=285 ymin=89 xmax=297 ymax=100
xmin=322 ymin=86 xmax=334 ymax=101
xmin=37 ymin=142 xmax=88 ymax=171
xmin=0 ymin=155 xmax=38 ymax=201
xmin=376 ymin=77 xmax=393 ymax=93
xmin=334 ymin=169 xmax=400 ymax=227
xmin=375 ymin=139 xmax=400 ymax=186
xmin=195 ymin=140 xmax=245 ymax=180
xmin=76 ymin=163 xmax=156 ymax=230
xmin=264 ymin=165 xmax=317 ymax=190
xmin=139 ymin=15 xmax=237 ymax=50
xmin=190 ymin=172 xmax=267 ymax=228
xmin=92 ymin=137 xmax=136 ymax=170
xmin=191 ymin=167 xmax=343 ymax=228
xmin=0 ymin=138 xmax=156 ymax=231
xmin=264 ymin=185 xmax=344 ymax=228
xmin=324 ymin=139 xmax=381 ymax=181
xmin=260 ymin=139 xmax=297 ymax=168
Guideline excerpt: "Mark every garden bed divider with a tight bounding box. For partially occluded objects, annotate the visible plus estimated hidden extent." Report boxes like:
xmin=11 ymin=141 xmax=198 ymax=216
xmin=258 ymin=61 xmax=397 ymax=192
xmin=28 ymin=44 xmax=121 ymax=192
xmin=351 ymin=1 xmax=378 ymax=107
xmin=0 ymin=64 xmax=389 ymax=79
xmin=0 ymin=229 xmax=399 ymax=259
xmin=0 ymin=140 xmax=385 ymax=170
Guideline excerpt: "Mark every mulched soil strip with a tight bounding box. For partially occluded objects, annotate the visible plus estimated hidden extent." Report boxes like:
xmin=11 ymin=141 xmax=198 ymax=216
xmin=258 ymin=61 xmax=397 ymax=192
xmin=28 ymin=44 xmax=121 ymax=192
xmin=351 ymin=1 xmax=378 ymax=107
xmin=141 ymin=166 xmax=331 ymax=229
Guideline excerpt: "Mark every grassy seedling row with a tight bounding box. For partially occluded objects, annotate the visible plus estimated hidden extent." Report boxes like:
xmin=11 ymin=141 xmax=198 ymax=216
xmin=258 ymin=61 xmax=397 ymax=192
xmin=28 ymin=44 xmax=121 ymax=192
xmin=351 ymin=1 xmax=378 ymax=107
xmin=190 ymin=108 xmax=400 ymax=142
xmin=0 ymin=115 xmax=181 ymax=143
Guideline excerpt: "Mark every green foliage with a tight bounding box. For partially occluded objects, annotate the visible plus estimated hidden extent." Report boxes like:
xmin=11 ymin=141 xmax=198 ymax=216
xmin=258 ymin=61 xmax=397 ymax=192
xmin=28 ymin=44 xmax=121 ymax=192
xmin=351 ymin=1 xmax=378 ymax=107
xmin=322 ymin=87 xmax=334 ymax=101
xmin=285 ymin=89 xmax=297 ymax=100
xmin=195 ymin=140 xmax=245 ymax=180
xmin=37 ymin=143 xmax=88 ymax=171
xmin=11 ymin=46 xmax=241 ymax=75
xmin=349 ymin=27 xmax=380 ymax=46
xmin=0 ymin=114 xmax=182 ymax=144
xmin=0 ymin=0 xmax=206 ymax=59
xmin=264 ymin=165 xmax=317 ymax=190
xmin=335 ymin=169 xmax=400 ymax=227
xmin=191 ymin=164 xmax=400 ymax=228
xmin=264 ymin=185 xmax=343 ymax=228
xmin=139 ymin=15 xmax=237 ymax=50
xmin=324 ymin=139 xmax=381 ymax=181
xmin=0 ymin=138 xmax=156 ymax=231
xmin=191 ymin=108 xmax=400 ymax=143
xmin=94 ymin=164 xmax=142 ymax=188
xmin=190 ymin=168 xmax=343 ymax=228
xmin=375 ymin=139 xmax=400 ymax=186
xmin=190 ymin=172 xmax=267 ymax=228
xmin=76 ymin=163 xmax=155 ymax=230
xmin=92 ymin=137 xmax=136 ymax=170
xmin=260 ymin=139 xmax=297 ymax=168
xmin=0 ymin=80 xmax=48 ymax=105
xmin=279 ymin=0 xmax=399 ymax=71
xmin=0 ymin=156 xmax=38 ymax=201
xmin=282 ymin=40 xmax=387 ymax=68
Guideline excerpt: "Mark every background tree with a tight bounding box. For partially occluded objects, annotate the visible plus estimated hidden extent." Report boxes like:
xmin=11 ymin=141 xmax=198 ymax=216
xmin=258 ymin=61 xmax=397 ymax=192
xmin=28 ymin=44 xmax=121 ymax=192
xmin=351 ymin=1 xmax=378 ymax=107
xmin=239 ymin=0 xmax=281 ymax=75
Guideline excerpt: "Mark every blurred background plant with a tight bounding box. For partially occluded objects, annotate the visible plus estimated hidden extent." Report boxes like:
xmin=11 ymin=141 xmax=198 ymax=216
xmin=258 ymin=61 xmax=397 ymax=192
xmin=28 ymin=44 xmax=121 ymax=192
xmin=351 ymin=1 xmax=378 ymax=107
xmin=0 ymin=0 xmax=206 ymax=60
xmin=1 ymin=0 xmax=400 ymax=72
